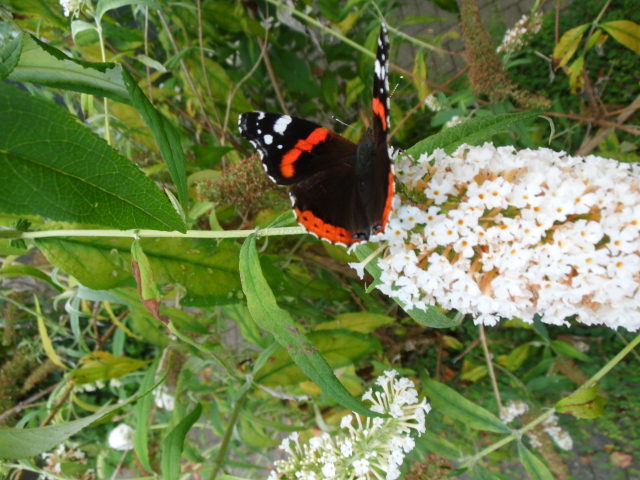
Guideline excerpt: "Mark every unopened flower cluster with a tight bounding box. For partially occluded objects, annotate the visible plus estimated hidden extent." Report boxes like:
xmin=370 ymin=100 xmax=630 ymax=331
xmin=363 ymin=143 xmax=639 ymax=331
xmin=42 ymin=443 xmax=94 ymax=479
xmin=268 ymin=370 xmax=431 ymax=480
xmin=501 ymin=401 xmax=573 ymax=451
xmin=497 ymin=12 xmax=543 ymax=55
xmin=59 ymin=0 xmax=85 ymax=17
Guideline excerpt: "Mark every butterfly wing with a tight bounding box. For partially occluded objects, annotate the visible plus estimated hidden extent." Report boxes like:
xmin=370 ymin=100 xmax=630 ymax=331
xmin=238 ymin=112 xmax=357 ymax=185
xmin=358 ymin=24 xmax=394 ymax=235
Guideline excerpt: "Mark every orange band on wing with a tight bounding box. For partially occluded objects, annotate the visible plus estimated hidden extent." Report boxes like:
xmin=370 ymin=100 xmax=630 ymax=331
xmin=281 ymin=127 xmax=331 ymax=178
xmin=380 ymin=170 xmax=394 ymax=230
xmin=371 ymin=97 xmax=387 ymax=132
xmin=295 ymin=208 xmax=360 ymax=245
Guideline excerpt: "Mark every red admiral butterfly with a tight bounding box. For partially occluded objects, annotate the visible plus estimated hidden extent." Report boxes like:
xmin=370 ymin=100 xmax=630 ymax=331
xmin=238 ymin=25 xmax=393 ymax=246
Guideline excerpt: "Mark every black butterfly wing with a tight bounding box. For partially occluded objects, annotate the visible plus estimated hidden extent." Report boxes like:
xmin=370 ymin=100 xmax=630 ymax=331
xmin=238 ymin=112 xmax=357 ymax=185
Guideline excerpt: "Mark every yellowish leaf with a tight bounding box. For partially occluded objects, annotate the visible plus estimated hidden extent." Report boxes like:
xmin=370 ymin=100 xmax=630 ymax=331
xmin=34 ymin=295 xmax=66 ymax=369
xmin=600 ymin=20 xmax=640 ymax=54
xmin=413 ymin=50 xmax=430 ymax=101
xmin=553 ymin=23 xmax=589 ymax=69
xmin=567 ymin=55 xmax=585 ymax=93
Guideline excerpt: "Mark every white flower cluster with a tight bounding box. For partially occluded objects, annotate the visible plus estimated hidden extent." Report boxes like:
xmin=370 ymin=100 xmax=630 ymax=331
xmin=540 ymin=414 xmax=573 ymax=451
xmin=424 ymin=93 xmax=445 ymax=112
xmin=367 ymin=143 xmax=640 ymax=330
xmin=154 ymin=385 xmax=176 ymax=410
xmin=499 ymin=401 xmax=573 ymax=451
xmin=500 ymin=400 xmax=529 ymax=424
xmin=497 ymin=12 xmax=543 ymax=55
xmin=267 ymin=370 xmax=431 ymax=480
xmin=108 ymin=423 xmax=134 ymax=451
xmin=59 ymin=0 xmax=84 ymax=17
xmin=42 ymin=443 xmax=92 ymax=478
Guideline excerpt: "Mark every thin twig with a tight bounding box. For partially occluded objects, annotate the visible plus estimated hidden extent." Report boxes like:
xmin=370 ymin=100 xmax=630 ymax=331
xmin=197 ymin=0 xmax=215 ymax=102
xmin=546 ymin=110 xmax=640 ymax=136
xmin=40 ymin=383 xmax=74 ymax=427
xmin=221 ymin=28 xmax=270 ymax=145
xmin=256 ymin=35 xmax=289 ymax=115
xmin=479 ymin=324 xmax=503 ymax=412
xmin=143 ymin=6 xmax=153 ymax=102
xmin=157 ymin=11 xmax=221 ymax=142
xmin=0 ymin=383 xmax=58 ymax=423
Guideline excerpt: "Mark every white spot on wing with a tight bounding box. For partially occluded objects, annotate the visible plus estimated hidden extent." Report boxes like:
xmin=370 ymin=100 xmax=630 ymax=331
xmin=374 ymin=59 xmax=382 ymax=78
xmin=277 ymin=144 xmax=283 ymax=149
xmin=274 ymin=115 xmax=292 ymax=135
xmin=264 ymin=134 xmax=273 ymax=145
xmin=258 ymin=112 xmax=265 ymax=120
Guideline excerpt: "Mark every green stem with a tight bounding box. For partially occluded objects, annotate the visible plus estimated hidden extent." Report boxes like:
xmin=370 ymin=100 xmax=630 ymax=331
xmin=461 ymin=332 xmax=640 ymax=468
xmin=266 ymin=0 xmax=373 ymax=57
xmin=95 ymin=22 xmax=112 ymax=146
xmin=207 ymin=387 xmax=251 ymax=479
xmin=3 ymin=226 xmax=305 ymax=240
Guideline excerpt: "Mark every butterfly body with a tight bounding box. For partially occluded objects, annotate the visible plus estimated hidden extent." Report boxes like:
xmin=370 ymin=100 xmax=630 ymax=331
xmin=238 ymin=25 xmax=393 ymax=246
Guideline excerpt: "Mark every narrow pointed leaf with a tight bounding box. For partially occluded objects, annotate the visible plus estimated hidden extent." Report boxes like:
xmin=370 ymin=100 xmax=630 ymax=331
xmin=0 ymin=379 xmax=162 ymax=459
xmin=34 ymin=296 xmax=66 ymax=369
xmin=422 ymin=378 xmax=510 ymax=433
xmin=239 ymin=235 xmax=376 ymax=416
xmin=122 ymin=70 xmax=188 ymax=210
xmin=600 ymin=20 xmax=640 ymax=54
xmin=9 ymin=35 xmax=129 ymax=103
xmin=134 ymin=361 xmax=159 ymax=473
xmin=407 ymin=111 xmax=540 ymax=157
xmin=161 ymin=403 xmax=202 ymax=480
xmin=552 ymin=24 xmax=589 ymax=69
xmin=518 ymin=442 xmax=555 ymax=480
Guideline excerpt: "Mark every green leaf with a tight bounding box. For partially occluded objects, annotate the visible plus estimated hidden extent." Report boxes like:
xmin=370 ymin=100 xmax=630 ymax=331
xmin=315 ymin=312 xmax=394 ymax=333
xmin=35 ymin=237 xmax=240 ymax=306
xmin=566 ymin=54 xmax=585 ymax=93
xmin=121 ymin=69 xmax=188 ymax=212
xmin=0 ymin=264 xmax=63 ymax=292
xmin=134 ymin=361 xmax=159 ymax=474
xmin=353 ymin=243 xmax=459 ymax=328
xmin=0 ymin=83 xmax=185 ymax=231
xmin=556 ymin=384 xmax=607 ymax=419
xmin=600 ymin=20 xmax=640 ymax=54
xmin=550 ymin=340 xmax=589 ymax=362
xmin=34 ymin=295 xmax=66 ymax=369
xmin=71 ymin=19 xmax=99 ymax=46
xmin=422 ymin=378 xmax=509 ymax=433
xmin=67 ymin=351 xmax=148 ymax=384
xmin=95 ymin=0 xmax=161 ymax=24
xmin=0 ymin=20 xmax=23 ymax=80
xmin=131 ymin=239 xmax=166 ymax=323
xmin=161 ymin=403 xmax=202 ymax=480
xmin=9 ymin=35 xmax=129 ymax=103
xmin=0 ymin=379 xmax=161 ymax=459
xmin=416 ymin=430 xmax=464 ymax=459
xmin=239 ymin=235 xmax=375 ymax=416
xmin=407 ymin=111 xmax=540 ymax=157
xmin=517 ymin=442 xmax=554 ymax=480
xmin=497 ymin=344 xmax=531 ymax=371
xmin=552 ymin=23 xmax=589 ymax=69
xmin=255 ymin=329 xmax=378 ymax=385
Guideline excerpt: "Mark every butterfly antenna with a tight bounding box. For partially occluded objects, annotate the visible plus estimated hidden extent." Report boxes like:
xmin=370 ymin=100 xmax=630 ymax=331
xmin=390 ymin=75 xmax=403 ymax=98
xmin=330 ymin=114 xmax=352 ymax=129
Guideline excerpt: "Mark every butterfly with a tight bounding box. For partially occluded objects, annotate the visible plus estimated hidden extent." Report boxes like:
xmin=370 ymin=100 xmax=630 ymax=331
xmin=238 ymin=25 xmax=393 ymax=247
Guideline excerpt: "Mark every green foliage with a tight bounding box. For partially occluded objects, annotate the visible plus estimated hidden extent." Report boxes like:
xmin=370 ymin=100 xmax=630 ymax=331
xmin=0 ymin=1 xmax=637 ymax=479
